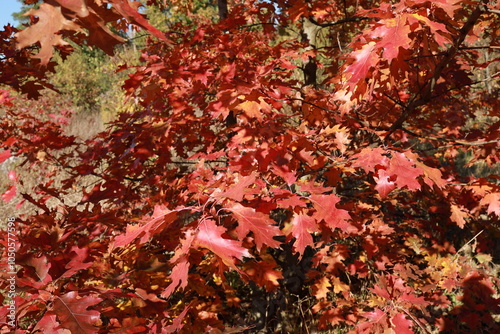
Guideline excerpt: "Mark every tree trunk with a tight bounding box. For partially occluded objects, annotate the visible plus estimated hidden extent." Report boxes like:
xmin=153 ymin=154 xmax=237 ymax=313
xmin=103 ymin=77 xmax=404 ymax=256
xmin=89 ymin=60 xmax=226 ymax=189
xmin=218 ymin=0 xmax=228 ymax=20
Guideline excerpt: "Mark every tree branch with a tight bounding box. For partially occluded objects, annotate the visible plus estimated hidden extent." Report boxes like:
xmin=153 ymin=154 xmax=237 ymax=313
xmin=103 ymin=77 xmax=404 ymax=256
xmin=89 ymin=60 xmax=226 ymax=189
xmin=308 ymin=16 xmax=369 ymax=28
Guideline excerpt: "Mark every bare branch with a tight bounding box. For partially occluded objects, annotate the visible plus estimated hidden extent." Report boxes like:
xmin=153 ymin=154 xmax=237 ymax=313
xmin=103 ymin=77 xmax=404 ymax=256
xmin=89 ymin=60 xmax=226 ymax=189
xmin=308 ymin=16 xmax=369 ymax=28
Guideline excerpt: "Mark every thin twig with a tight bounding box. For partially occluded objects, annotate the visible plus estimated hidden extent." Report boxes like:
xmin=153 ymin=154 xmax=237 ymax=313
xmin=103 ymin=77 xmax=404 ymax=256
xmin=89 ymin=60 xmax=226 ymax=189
xmin=308 ymin=16 xmax=369 ymax=28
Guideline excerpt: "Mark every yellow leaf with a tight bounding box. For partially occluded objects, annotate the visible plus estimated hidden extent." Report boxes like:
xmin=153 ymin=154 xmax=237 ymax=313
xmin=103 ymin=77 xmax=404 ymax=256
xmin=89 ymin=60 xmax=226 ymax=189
xmin=237 ymin=100 xmax=262 ymax=120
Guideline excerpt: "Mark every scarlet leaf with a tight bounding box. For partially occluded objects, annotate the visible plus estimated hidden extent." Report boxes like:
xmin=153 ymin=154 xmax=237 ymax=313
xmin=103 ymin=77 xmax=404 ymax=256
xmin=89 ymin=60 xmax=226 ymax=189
xmin=370 ymin=16 xmax=412 ymax=62
xmin=194 ymin=219 xmax=251 ymax=269
xmin=52 ymin=292 xmax=102 ymax=334
xmin=374 ymin=169 xmax=396 ymax=198
xmin=290 ymin=213 xmax=317 ymax=257
xmin=386 ymin=152 xmax=423 ymax=190
xmin=450 ymin=204 xmax=468 ymax=228
xmin=344 ymin=42 xmax=379 ymax=89
xmin=310 ymin=194 xmax=352 ymax=232
xmin=391 ymin=313 xmax=414 ymax=334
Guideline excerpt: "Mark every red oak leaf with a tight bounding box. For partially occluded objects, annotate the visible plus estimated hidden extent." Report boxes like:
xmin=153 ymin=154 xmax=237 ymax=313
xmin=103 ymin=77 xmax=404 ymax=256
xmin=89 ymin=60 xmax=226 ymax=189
xmin=212 ymin=173 xmax=257 ymax=202
xmin=407 ymin=13 xmax=450 ymax=47
xmin=290 ymin=214 xmax=318 ymax=257
xmin=450 ymin=204 xmax=469 ymax=228
xmin=0 ymin=150 xmax=10 ymax=163
xmin=391 ymin=313 xmax=414 ymax=334
xmin=1 ymin=185 xmax=16 ymax=203
xmin=386 ymin=152 xmax=423 ymax=190
xmin=34 ymin=313 xmax=65 ymax=333
xmin=228 ymin=203 xmax=282 ymax=250
xmin=52 ymin=292 xmax=102 ymax=334
xmin=61 ymin=246 xmax=93 ymax=279
xmin=194 ymin=219 xmax=251 ymax=269
xmin=164 ymin=303 xmax=191 ymax=333
xmin=313 ymin=276 xmax=331 ymax=300
xmin=298 ymin=180 xmax=334 ymax=195
xmin=405 ymin=151 xmax=447 ymax=189
xmin=113 ymin=205 xmax=179 ymax=248
xmin=416 ymin=161 xmax=447 ymax=189
xmin=162 ymin=229 xmax=197 ymax=298
xmin=243 ymin=257 xmax=283 ymax=292
xmin=161 ymin=256 xmax=190 ymax=299
xmin=271 ymin=164 xmax=297 ymax=186
xmin=18 ymin=255 xmax=52 ymax=288
xmin=110 ymin=0 xmax=171 ymax=43
xmin=109 ymin=317 xmax=147 ymax=333
xmin=236 ymin=100 xmax=263 ymax=121
xmin=272 ymin=188 xmax=307 ymax=208
xmin=357 ymin=309 xmax=388 ymax=333
xmin=310 ymin=194 xmax=352 ymax=232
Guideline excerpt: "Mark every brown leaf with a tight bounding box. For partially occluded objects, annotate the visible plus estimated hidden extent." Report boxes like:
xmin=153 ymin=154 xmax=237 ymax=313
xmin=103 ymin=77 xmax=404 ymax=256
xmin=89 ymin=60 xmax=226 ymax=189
xmin=16 ymin=3 xmax=81 ymax=64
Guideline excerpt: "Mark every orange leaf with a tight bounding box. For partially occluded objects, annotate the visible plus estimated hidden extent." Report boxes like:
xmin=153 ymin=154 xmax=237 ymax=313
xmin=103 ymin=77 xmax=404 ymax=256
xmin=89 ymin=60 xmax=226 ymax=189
xmin=480 ymin=193 xmax=500 ymax=216
xmin=450 ymin=204 xmax=469 ymax=228
xmin=313 ymin=276 xmax=331 ymax=300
